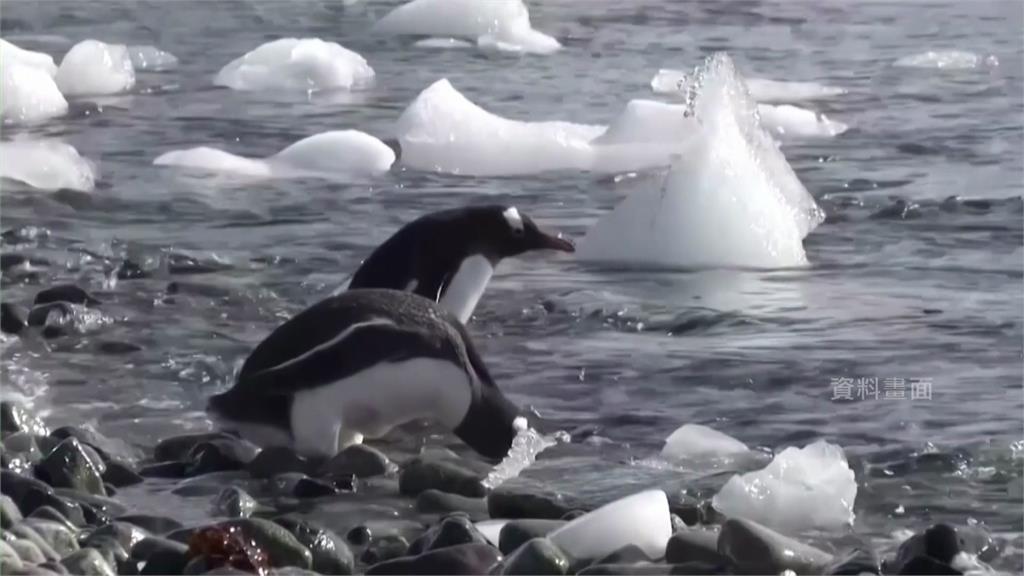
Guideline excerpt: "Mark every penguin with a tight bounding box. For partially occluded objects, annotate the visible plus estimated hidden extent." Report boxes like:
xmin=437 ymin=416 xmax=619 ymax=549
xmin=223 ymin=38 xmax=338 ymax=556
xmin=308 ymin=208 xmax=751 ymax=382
xmin=346 ymin=204 xmax=574 ymax=323
xmin=207 ymin=289 xmax=525 ymax=460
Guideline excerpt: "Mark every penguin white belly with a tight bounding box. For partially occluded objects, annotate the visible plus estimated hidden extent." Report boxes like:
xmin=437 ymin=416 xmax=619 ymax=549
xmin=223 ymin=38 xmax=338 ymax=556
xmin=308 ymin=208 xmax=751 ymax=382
xmin=289 ymin=358 xmax=473 ymax=458
xmin=439 ymin=255 xmax=493 ymax=323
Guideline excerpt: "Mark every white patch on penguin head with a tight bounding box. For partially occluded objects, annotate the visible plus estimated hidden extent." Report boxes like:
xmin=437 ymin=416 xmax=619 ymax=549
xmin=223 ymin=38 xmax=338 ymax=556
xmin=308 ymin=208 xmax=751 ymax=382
xmin=502 ymin=206 xmax=524 ymax=233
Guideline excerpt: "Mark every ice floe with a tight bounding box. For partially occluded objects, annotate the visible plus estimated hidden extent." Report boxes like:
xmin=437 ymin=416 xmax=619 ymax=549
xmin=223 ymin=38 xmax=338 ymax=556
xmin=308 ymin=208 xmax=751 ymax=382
xmin=128 ymin=45 xmax=179 ymax=71
xmin=0 ymin=140 xmax=96 ymax=192
xmin=894 ymin=50 xmax=998 ymax=70
xmin=661 ymin=423 xmax=749 ymax=461
xmin=55 ymin=39 xmax=135 ymax=96
xmin=374 ymin=0 xmax=560 ymax=55
xmin=154 ymin=130 xmax=394 ymax=179
xmin=549 ymin=490 xmax=672 ymax=560
xmin=1 ymin=58 xmax=68 ymax=124
xmin=396 ymin=79 xmax=696 ymax=176
xmin=712 ymin=440 xmax=857 ymax=532
xmin=577 ymin=53 xmax=824 ymax=269
xmin=214 ymin=38 xmax=374 ymax=92
xmin=757 ymin=103 xmax=848 ymax=139
xmin=1 ymin=38 xmax=58 ymax=76
xmin=653 ymin=68 xmax=846 ymax=103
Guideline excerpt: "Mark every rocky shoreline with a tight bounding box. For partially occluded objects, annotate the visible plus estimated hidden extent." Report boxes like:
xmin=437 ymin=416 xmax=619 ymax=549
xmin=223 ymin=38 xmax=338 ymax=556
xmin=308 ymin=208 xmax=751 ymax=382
xmin=0 ymin=400 xmax=998 ymax=576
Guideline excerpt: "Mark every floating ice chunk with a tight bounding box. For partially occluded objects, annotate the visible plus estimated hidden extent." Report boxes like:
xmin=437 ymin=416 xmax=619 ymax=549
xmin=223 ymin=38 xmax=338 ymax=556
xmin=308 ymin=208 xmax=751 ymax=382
xmin=590 ymin=99 xmax=699 ymax=173
xmin=894 ymin=50 xmax=997 ymax=70
xmin=1 ymin=39 xmax=57 ymax=76
xmin=757 ymin=104 xmax=848 ymax=139
xmin=128 ymin=45 xmax=179 ymax=71
xmin=154 ymin=130 xmax=394 ymax=179
xmin=414 ymin=37 xmax=474 ymax=49
xmin=661 ymin=424 xmax=749 ymax=460
xmin=712 ymin=440 xmax=857 ymax=532
xmin=396 ymin=78 xmax=602 ymax=175
xmin=375 ymin=0 xmax=560 ymax=55
xmin=549 ymin=490 xmax=672 ymax=560
xmin=214 ymin=38 xmax=374 ymax=92
xmin=653 ymin=68 xmax=846 ymax=103
xmin=55 ymin=40 xmax=135 ymax=96
xmin=1 ymin=60 xmax=68 ymax=124
xmin=482 ymin=424 xmax=560 ymax=490
xmin=0 ymin=140 xmax=96 ymax=191
xmin=579 ymin=53 xmax=824 ymax=269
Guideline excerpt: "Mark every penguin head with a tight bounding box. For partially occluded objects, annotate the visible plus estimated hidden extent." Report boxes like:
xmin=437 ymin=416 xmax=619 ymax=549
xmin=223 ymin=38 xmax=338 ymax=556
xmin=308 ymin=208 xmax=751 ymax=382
xmin=476 ymin=206 xmax=575 ymax=261
xmin=452 ymin=382 xmax=523 ymax=461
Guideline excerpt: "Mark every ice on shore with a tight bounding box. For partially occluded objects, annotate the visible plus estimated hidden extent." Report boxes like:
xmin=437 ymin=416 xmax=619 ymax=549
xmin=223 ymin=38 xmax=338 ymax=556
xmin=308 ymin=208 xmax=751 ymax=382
xmin=578 ymin=53 xmax=824 ymax=269
xmin=757 ymin=104 xmax=848 ymax=139
xmin=154 ymin=130 xmax=394 ymax=179
xmin=55 ymin=40 xmax=135 ymax=96
xmin=128 ymin=45 xmax=179 ymax=71
xmin=0 ymin=140 xmax=96 ymax=192
xmin=712 ymin=440 xmax=857 ymax=532
xmin=661 ymin=423 xmax=749 ymax=461
xmin=652 ymin=68 xmax=846 ymax=103
xmin=894 ymin=50 xmax=998 ymax=70
xmin=395 ymin=79 xmax=696 ymax=176
xmin=214 ymin=38 xmax=374 ymax=92
xmin=549 ymin=490 xmax=672 ymax=560
xmin=374 ymin=0 xmax=560 ymax=55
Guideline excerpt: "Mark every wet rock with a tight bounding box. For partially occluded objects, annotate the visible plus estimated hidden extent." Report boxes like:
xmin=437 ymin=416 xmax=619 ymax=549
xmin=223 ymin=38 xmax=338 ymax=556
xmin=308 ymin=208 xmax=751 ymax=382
xmin=28 ymin=497 xmax=87 ymax=528
xmin=365 ymin=542 xmax=502 ymax=575
xmin=27 ymin=507 xmax=72 ymax=530
xmin=360 ymin=535 xmax=409 ymax=565
xmin=5 ymin=432 xmax=43 ymax=458
xmin=1 ymin=303 xmax=26 ymax=335
xmin=102 ymin=461 xmax=143 ymax=487
xmin=10 ymin=538 xmax=47 ymax=563
xmin=36 ymin=438 xmax=107 ymax=495
xmin=117 ymin=514 xmax=184 ymax=536
xmin=893 ymin=524 xmax=961 ymax=570
xmin=1 ymin=495 xmax=22 ymax=529
xmin=247 ymin=446 xmax=310 ymax=479
xmin=138 ymin=461 xmax=187 ymax=478
xmin=501 ymin=537 xmax=569 ymax=575
xmin=23 ymin=519 xmax=80 ymax=556
xmin=9 ymin=523 xmax=60 ymax=561
xmin=84 ymin=522 xmax=149 ymax=555
xmin=1 ymin=402 xmax=49 ymax=437
xmin=319 ymin=445 xmax=391 ymax=478
xmin=79 ymin=534 xmax=129 ymax=571
xmin=416 ymin=489 xmax=489 ymax=520
xmin=217 ymin=518 xmax=313 ymax=569
xmin=409 ymin=515 xmax=488 ymax=555
xmin=488 ymin=487 xmax=574 ymax=520
xmin=53 ymin=490 xmax=126 ymax=520
xmin=2 ymin=468 xmax=54 ymax=506
xmin=132 ymin=536 xmax=188 ymax=561
xmin=274 ymin=516 xmax=354 ymax=575
xmin=153 ymin=433 xmax=237 ymax=463
xmin=717 ymin=518 xmax=833 ymax=574
xmin=665 ymin=529 xmax=727 ymax=565
xmin=0 ymin=540 xmax=24 ymax=571
xmin=958 ymin=525 xmax=999 ymax=563
xmin=827 ymin=547 xmax=881 ymax=574
xmin=399 ymin=456 xmax=486 ymax=498
xmin=292 ymin=476 xmax=339 ymax=498
xmin=139 ymin=544 xmax=189 ymax=575
xmin=40 ymin=560 xmax=71 ymax=575
xmin=34 ymin=285 xmax=102 ymax=307
xmin=594 ymin=543 xmax=656 ymax=565
xmin=578 ymin=561 xmax=727 ymax=575
xmin=185 ymin=439 xmax=258 ymax=476
xmin=213 ymin=487 xmax=256 ymax=519
xmin=498 ymin=520 xmax=566 ymax=554
xmin=346 ymin=526 xmax=371 ymax=547
xmin=60 ymin=548 xmax=117 ymax=576
xmin=897 ymin=555 xmax=962 ymax=575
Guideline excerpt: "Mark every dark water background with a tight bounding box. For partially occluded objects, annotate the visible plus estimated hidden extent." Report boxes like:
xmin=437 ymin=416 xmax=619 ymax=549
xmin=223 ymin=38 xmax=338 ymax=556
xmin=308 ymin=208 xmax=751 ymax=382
xmin=1 ymin=0 xmax=1022 ymax=569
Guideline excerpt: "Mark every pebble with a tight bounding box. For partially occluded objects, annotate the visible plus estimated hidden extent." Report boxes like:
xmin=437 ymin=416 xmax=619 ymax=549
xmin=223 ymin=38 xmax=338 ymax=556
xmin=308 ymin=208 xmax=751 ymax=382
xmin=79 ymin=534 xmax=129 ymax=571
xmin=9 ymin=538 xmax=46 ymax=563
xmin=319 ymin=444 xmax=391 ymax=478
xmin=409 ymin=515 xmax=489 ymax=555
xmin=1 ymin=402 xmax=50 ymax=437
xmin=102 ymin=461 xmax=144 ymax=487
xmin=0 ymin=540 xmax=24 ymax=571
xmin=415 ymin=489 xmax=489 ymax=520
xmin=365 ymin=542 xmax=502 ymax=575
xmin=579 ymin=561 xmax=727 ymax=575
xmin=398 ymin=456 xmax=487 ymax=498
xmin=83 ymin=521 xmax=149 ymax=555
xmin=346 ymin=526 xmax=372 ymax=547
xmin=22 ymin=519 xmax=80 ymax=556
xmin=34 ymin=284 xmax=102 ymax=307
xmin=488 ymin=487 xmax=575 ymax=519
xmin=217 ymin=518 xmax=313 ymax=569
xmin=8 ymin=523 xmax=60 ymax=561
xmin=139 ymin=544 xmax=190 ymax=575
xmin=360 ymin=535 xmax=409 ymax=565
xmin=247 ymin=446 xmax=310 ymax=479
xmin=498 ymin=519 xmax=567 ymax=554
xmin=53 ymin=489 xmax=127 ymax=519
xmin=292 ymin=476 xmax=340 ymax=498
xmin=1 ymin=494 xmax=22 ymax=529
xmin=213 ymin=486 xmax=257 ymax=518
xmin=664 ymin=528 xmax=728 ymax=565
xmin=117 ymin=514 xmax=184 ymax=536
xmin=153 ymin=432 xmax=237 ymax=463
xmin=827 ymin=547 xmax=881 ymax=575
xmin=36 ymin=438 xmax=107 ymax=495
xmin=274 ymin=515 xmax=355 ymax=575
xmin=60 ymin=548 xmax=117 ymax=576
xmin=501 ymin=537 xmax=569 ymax=575
xmin=185 ymin=439 xmax=259 ymax=476
xmin=717 ymin=518 xmax=834 ymax=574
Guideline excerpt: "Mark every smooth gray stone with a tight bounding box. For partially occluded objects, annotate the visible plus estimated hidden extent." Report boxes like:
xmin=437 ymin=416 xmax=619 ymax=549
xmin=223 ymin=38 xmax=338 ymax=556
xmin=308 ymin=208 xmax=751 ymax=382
xmin=131 ymin=536 xmax=187 ymax=562
xmin=665 ymin=529 xmax=728 ymax=565
xmin=60 ymin=548 xmax=116 ymax=576
xmin=409 ymin=516 xmax=488 ymax=555
xmin=1 ymin=469 xmax=54 ymax=505
xmin=415 ymin=489 xmax=489 ymax=520
xmin=359 ymin=535 xmax=410 ymax=566
xmin=488 ymin=488 xmax=575 ymax=520
xmin=218 ymin=518 xmax=313 ymax=569
xmin=247 ymin=446 xmax=309 ymax=480
xmin=213 ymin=486 xmax=256 ymax=518
xmin=22 ymin=519 xmax=79 ymax=557
xmin=1 ymin=402 xmax=49 ymax=438
xmin=827 ymin=547 xmax=881 ymax=574
xmin=894 ymin=524 xmax=960 ymax=568
xmin=139 ymin=461 xmax=187 ymax=479
xmin=579 ymin=561 xmax=728 ymax=575
xmin=39 ymin=560 xmax=71 ymax=575
xmin=136 ymin=537 xmax=189 ymax=575
xmin=185 ymin=439 xmax=259 ymax=476
xmin=8 ymin=523 xmax=60 ymax=561
xmin=117 ymin=514 xmax=184 ymax=536
xmin=36 ymin=438 xmax=106 ymax=496
xmin=897 ymin=555 xmax=962 ymax=575
xmin=399 ymin=456 xmax=486 ymax=498
xmin=501 ymin=537 xmax=569 ymax=575
xmin=102 ymin=461 xmax=143 ymax=488
xmin=594 ymin=544 xmax=656 ymax=565
xmin=80 ymin=535 xmax=129 ymax=570
xmin=4 ymin=433 xmax=43 ymax=465
xmin=319 ymin=445 xmax=391 ymax=478
xmin=0 ymin=540 xmax=24 ymax=570
xmin=153 ymin=432 xmax=237 ymax=462
xmin=717 ymin=518 xmax=833 ymax=575
xmin=365 ymin=543 xmax=502 ymax=575
xmin=52 ymin=489 xmax=125 ymax=519
xmin=9 ymin=538 xmax=46 ymax=563
xmin=274 ymin=515 xmax=354 ymax=575
xmin=83 ymin=521 xmax=149 ymax=555
xmin=498 ymin=520 xmax=566 ymax=554
xmin=1 ymin=494 xmax=22 ymax=529
xmin=27 ymin=506 xmax=74 ymax=530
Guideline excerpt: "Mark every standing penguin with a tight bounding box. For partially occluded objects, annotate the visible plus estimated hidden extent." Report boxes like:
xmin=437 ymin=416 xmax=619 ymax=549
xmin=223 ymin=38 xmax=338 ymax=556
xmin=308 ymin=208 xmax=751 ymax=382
xmin=208 ymin=289 xmax=524 ymax=460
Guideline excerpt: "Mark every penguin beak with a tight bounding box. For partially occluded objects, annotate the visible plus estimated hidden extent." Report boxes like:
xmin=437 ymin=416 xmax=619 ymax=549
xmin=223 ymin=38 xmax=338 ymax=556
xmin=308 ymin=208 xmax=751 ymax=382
xmin=535 ymin=230 xmax=575 ymax=253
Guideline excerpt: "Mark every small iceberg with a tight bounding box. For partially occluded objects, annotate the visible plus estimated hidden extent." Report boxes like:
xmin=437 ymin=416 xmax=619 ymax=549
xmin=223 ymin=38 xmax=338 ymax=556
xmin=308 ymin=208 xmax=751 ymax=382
xmin=154 ymin=130 xmax=394 ymax=179
xmin=548 ymin=489 xmax=672 ymax=561
xmin=128 ymin=45 xmax=179 ymax=71
xmin=757 ymin=103 xmax=848 ymax=139
xmin=652 ymin=68 xmax=846 ymax=103
xmin=214 ymin=38 xmax=374 ymax=92
xmin=661 ymin=423 xmax=748 ymax=461
xmin=396 ymin=79 xmax=696 ymax=176
xmin=55 ymin=39 xmax=135 ymax=96
xmin=413 ymin=37 xmax=474 ymax=49
xmin=1 ymin=38 xmax=58 ymax=76
xmin=712 ymin=440 xmax=857 ymax=532
xmin=0 ymin=140 xmax=96 ymax=192
xmin=894 ymin=50 xmax=998 ymax=70
xmin=578 ymin=53 xmax=824 ymax=269
xmin=1 ymin=58 xmax=68 ymax=124
xmin=374 ymin=0 xmax=560 ymax=55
